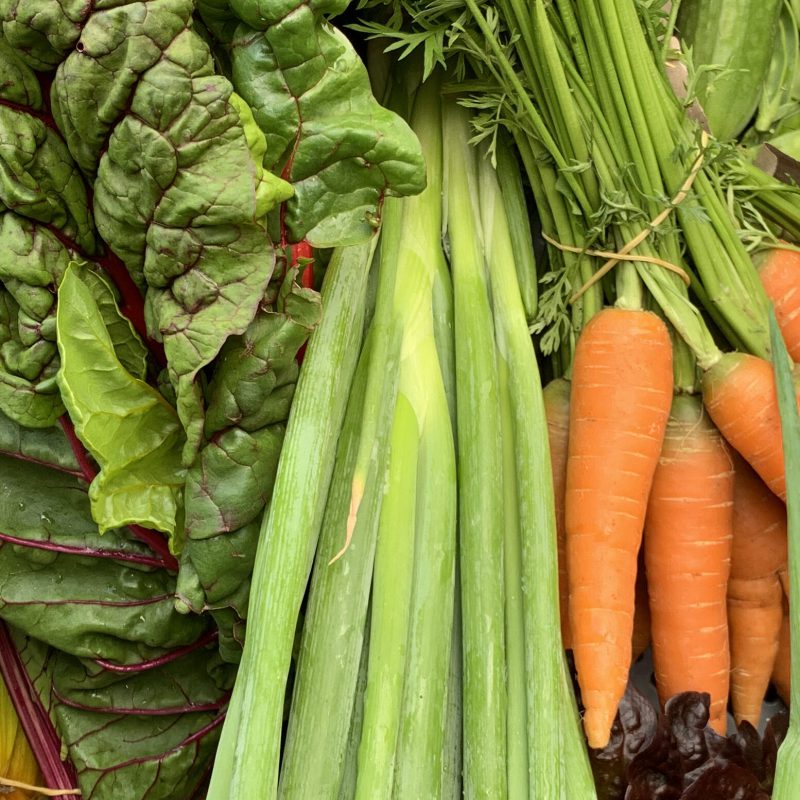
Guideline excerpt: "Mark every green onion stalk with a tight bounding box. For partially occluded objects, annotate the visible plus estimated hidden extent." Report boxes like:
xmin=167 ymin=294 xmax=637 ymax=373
xmin=207 ymin=238 xmax=377 ymax=799
xmin=770 ymin=309 xmax=800 ymax=798
xmin=277 ymin=327 xmax=387 ymax=799
xmin=445 ymin=98 xmax=595 ymax=799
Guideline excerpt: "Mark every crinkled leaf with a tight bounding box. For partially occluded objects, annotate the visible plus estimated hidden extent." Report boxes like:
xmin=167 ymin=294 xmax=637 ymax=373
xmin=44 ymin=1 xmax=290 ymax=458
xmin=0 ymin=215 xmax=71 ymax=427
xmin=0 ymin=44 xmax=94 ymax=250
xmin=187 ymin=275 xmax=319 ymax=536
xmin=203 ymin=0 xmax=426 ymax=246
xmin=0 ymin=408 xmax=79 ymax=474
xmin=0 ymin=111 xmax=94 ymax=251
xmin=0 ymin=0 xmax=84 ymax=71
xmin=176 ymin=517 xmax=260 ymax=619
xmin=184 ymin=425 xmax=285 ymax=537
xmin=589 ymin=681 xmax=658 ymax=800
xmin=0 ymin=213 xmax=150 ymax=427
xmin=209 ymin=607 xmax=247 ymax=664
xmin=0 ymin=38 xmax=42 ymax=106
xmin=12 ymin=628 xmax=233 ymax=800
xmin=175 ymin=275 xmax=320 ymax=648
xmin=70 ymin=263 xmax=149 ymax=381
xmin=56 ymin=266 xmax=186 ymax=544
xmin=0 ymin=454 xmax=205 ymax=663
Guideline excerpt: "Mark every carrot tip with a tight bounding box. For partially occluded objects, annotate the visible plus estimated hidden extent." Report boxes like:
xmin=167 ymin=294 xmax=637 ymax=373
xmin=583 ymin=706 xmax=614 ymax=750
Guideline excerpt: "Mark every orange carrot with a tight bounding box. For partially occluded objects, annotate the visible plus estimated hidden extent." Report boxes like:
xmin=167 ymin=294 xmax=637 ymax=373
xmin=632 ymin=560 xmax=651 ymax=663
xmin=772 ymin=597 xmax=791 ymax=707
xmin=703 ymin=352 xmax=794 ymax=501
xmin=728 ymin=452 xmax=788 ymax=726
xmin=566 ymin=307 xmax=673 ymax=749
xmin=644 ymin=394 xmax=734 ymax=735
xmin=756 ymin=245 xmax=800 ymax=362
xmin=544 ymin=377 xmax=571 ymax=650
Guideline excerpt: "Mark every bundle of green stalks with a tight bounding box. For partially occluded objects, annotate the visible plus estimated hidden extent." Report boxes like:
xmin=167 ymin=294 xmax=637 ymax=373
xmin=207 ymin=69 xmax=595 ymax=800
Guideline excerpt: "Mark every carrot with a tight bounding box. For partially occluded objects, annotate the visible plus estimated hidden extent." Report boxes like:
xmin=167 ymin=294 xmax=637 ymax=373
xmin=703 ymin=352 xmax=793 ymax=501
xmin=544 ymin=377 xmax=571 ymax=650
xmin=644 ymin=393 xmax=734 ymax=735
xmin=772 ymin=596 xmax=791 ymax=707
xmin=632 ymin=559 xmax=651 ymax=663
xmin=756 ymin=245 xmax=800 ymax=362
xmin=728 ymin=452 xmax=788 ymax=726
xmin=566 ymin=306 xmax=673 ymax=749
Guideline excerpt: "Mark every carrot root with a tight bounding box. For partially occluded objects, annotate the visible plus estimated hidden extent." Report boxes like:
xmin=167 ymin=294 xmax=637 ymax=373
xmin=644 ymin=394 xmax=734 ymax=736
xmin=566 ymin=307 xmax=673 ymax=749
xmin=544 ymin=377 xmax=571 ymax=650
xmin=757 ymin=245 xmax=800 ymax=362
xmin=703 ymin=352 xmax=788 ymax=501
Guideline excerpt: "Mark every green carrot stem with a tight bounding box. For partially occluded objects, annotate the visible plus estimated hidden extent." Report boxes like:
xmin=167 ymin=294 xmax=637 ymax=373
xmin=495 ymin=136 xmax=538 ymax=324
xmin=770 ymin=308 xmax=800 ymax=798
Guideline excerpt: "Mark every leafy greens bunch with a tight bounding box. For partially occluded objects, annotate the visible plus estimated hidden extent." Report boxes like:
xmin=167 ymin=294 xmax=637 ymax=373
xmin=0 ymin=0 xmax=424 ymax=796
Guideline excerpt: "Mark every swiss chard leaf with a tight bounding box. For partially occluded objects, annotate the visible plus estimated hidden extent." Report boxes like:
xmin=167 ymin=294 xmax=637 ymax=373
xmin=43 ymin=1 xmax=292 ymax=458
xmin=201 ymin=0 xmax=426 ymax=246
xmin=72 ymin=264 xmax=149 ymax=381
xmin=175 ymin=272 xmax=320 ymax=653
xmin=11 ymin=627 xmax=234 ymax=800
xmin=56 ymin=265 xmax=186 ymax=545
xmin=0 ymin=215 xmax=69 ymax=427
xmin=0 ymin=454 xmax=206 ymax=663
xmin=0 ymin=408 xmax=80 ymax=475
xmin=176 ymin=518 xmax=260 ymax=620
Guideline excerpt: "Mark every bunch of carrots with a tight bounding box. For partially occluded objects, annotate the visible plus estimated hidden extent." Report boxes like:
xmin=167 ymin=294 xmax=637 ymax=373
xmin=547 ymin=283 xmax=795 ymax=746
xmin=513 ymin=0 xmax=800 ymax=756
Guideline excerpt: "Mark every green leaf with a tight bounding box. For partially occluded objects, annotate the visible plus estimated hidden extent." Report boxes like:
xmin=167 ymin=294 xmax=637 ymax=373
xmin=0 ymin=454 xmax=205 ymax=663
xmin=42 ymin=2 xmax=289 ymax=459
xmin=0 ymin=408 xmax=79 ymax=473
xmin=0 ymin=61 xmax=94 ymax=251
xmin=0 ymin=215 xmax=70 ymax=427
xmin=175 ymin=273 xmax=320 ymax=640
xmin=205 ymin=0 xmax=426 ymax=246
xmin=11 ymin=627 xmax=234 ymax=800
xmin=0 ymin=0 xmax=84 ymax=70
xmin=55 ymin=265 xmax=186 ymax=546
xmin=69 ymin=263 xmax=149 ymax=381
xmin=51 ymin=647 xmax=233 ymax=800
xmin=177 ymin=519 xmax=261 ymax=619
xmin=0 ymin=38 xmax=42 ymax=106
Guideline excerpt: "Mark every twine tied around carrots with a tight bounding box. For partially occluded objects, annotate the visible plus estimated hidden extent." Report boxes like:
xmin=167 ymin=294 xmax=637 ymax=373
xmin=544 ymin=130 xmax=710 ymax=303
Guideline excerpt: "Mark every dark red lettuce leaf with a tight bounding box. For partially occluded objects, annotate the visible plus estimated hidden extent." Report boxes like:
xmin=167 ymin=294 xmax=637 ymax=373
xmin=589 ymin=681 xmax=658 ymax=800
xmin=624 ymin=692 xmax=783 ymax=800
